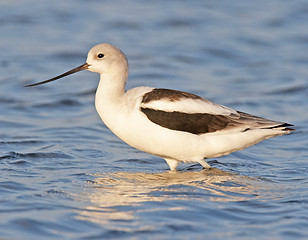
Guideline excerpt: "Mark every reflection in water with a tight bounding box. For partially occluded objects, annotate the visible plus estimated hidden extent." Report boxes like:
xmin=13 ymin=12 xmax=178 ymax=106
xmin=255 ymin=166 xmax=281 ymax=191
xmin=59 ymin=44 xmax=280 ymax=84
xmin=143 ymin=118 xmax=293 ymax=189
xmin=76 ymin=169 xmax=265 ymax=225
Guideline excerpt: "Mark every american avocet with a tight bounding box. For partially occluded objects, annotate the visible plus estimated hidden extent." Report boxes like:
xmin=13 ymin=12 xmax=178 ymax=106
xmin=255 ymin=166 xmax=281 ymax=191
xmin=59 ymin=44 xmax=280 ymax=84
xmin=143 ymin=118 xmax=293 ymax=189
xmin=26 ymin=43 xmax=295 ymax=171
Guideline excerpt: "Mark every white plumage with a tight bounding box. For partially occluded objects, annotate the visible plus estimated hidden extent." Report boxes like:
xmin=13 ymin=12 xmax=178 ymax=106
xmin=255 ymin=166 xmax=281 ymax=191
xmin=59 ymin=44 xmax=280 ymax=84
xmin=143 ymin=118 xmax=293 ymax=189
xmin=26 ymin=43 xmax=294 ymax=171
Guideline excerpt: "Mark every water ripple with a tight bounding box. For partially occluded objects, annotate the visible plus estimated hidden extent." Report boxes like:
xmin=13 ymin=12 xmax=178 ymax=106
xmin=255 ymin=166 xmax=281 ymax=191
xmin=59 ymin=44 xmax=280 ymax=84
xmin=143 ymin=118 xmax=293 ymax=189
xmin=32 ymin=99 xmax=82 ymax=108
xmin=0 ymin=0 xmax=307 ymax=239
xmin=0 ymin=151 xmax=73 ymax=161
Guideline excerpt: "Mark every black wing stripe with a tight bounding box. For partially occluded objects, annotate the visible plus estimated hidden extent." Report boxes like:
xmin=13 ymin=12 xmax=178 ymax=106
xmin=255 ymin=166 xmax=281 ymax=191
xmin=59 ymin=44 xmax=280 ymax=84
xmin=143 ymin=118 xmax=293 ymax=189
xmin=141 ymin=88 xmax=201 ymax=104
xmin=140 ymin=107 xmax=232 ymax=134
xmin=140 ymin=108 xmax=294 ymax=134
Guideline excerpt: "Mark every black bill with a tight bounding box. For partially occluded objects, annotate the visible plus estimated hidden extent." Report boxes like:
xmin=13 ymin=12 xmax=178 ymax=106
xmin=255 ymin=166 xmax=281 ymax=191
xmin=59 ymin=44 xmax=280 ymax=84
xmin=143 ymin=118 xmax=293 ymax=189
xmin=25 ymin=63 xmax=89 ymax=87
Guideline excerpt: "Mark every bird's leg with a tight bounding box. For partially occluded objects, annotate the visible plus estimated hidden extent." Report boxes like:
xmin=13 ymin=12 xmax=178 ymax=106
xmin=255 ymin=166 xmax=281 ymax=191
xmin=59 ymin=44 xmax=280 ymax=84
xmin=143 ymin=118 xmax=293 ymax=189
xmin=198 ymin=159 xmax=211 ymax=169
xmin=164 ymin=158 xmax=179 ymax=171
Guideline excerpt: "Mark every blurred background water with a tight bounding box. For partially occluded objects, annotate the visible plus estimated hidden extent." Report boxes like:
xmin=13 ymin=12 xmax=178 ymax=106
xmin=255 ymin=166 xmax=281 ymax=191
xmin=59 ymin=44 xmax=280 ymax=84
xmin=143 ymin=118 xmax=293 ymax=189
xmin=0 ymin=0 xmax=307 ymax=239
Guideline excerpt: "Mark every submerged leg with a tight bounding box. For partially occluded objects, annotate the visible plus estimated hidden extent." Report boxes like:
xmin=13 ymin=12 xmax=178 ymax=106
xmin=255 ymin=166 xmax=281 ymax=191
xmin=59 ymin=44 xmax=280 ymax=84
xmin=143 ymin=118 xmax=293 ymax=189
xmin=198 ymin=159 xmax=211 ymax=169
xmin=164 ymin=158 xmax=179 ymax=171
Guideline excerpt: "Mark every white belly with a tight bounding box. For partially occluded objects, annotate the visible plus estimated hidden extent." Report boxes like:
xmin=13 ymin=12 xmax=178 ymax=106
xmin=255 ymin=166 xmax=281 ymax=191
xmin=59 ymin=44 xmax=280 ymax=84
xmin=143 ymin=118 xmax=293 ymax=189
xmin=97 ymin=102 xmax=283 ymax=163
xmin=95 ymin=87 xmax=286 ymax=163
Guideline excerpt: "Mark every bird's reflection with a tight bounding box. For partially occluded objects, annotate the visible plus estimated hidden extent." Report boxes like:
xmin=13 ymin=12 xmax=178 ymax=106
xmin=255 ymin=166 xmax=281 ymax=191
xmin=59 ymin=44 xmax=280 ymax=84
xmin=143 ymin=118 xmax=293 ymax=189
xmin=75 ymin=168 xmax=266 ymax=225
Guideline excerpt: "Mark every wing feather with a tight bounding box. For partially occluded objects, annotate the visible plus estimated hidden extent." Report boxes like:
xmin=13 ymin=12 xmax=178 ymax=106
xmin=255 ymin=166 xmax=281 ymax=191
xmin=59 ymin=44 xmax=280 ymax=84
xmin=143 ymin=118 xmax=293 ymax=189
xmin=139 ymin=88 xmax=294 ymax=134
xmin=140 ymin=88 xmax=237 ymax=116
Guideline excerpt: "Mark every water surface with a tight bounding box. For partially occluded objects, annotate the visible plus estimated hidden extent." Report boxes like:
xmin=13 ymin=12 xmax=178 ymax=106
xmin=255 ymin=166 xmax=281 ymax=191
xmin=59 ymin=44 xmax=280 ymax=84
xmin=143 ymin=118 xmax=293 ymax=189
xmin=0 ymin=1 xmax=307 ymax=239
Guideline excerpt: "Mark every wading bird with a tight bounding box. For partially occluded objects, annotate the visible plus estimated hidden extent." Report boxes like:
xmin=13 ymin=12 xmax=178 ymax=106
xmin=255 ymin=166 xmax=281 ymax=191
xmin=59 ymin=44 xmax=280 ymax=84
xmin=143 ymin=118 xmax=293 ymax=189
xmin=26 ymin=43 xmax=294 ymax=171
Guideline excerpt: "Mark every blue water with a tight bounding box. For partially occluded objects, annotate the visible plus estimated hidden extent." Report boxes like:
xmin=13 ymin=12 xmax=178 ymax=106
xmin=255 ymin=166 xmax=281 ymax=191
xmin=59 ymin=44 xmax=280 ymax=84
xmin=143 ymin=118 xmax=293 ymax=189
xmin=1 ymin=1 xmax=308 ymax=239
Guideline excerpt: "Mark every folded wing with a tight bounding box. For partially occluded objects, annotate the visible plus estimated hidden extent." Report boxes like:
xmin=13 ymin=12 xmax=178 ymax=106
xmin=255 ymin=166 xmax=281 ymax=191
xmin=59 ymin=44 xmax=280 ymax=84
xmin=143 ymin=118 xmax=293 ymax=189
xmin=140 ymin=88 xmax=294 ymax=135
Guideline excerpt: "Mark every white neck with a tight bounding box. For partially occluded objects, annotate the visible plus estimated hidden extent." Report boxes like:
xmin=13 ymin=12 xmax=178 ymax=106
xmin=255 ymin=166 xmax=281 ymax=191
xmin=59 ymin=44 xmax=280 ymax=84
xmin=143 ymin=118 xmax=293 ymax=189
xmin=95 ymin=70 xmax=127 ymax=115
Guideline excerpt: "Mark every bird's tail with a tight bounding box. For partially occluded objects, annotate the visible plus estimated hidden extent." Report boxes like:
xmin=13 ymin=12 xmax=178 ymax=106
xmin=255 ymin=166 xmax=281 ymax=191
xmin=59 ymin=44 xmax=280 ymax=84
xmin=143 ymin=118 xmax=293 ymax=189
xmin=266 ymin=123 xmax=295 ymax=132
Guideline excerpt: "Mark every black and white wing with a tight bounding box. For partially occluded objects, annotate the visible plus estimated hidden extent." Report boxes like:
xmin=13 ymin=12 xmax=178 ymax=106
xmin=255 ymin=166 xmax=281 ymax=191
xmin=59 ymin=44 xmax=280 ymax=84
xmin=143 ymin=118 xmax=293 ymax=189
xmin=140 ymin=88 xmax=294 ymax=135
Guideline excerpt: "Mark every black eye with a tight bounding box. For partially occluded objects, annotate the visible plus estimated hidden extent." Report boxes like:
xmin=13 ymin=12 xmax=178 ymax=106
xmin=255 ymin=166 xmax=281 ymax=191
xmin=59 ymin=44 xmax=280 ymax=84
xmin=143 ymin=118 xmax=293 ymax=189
xmin=97 ymin=53 xmax=104 ymax=58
